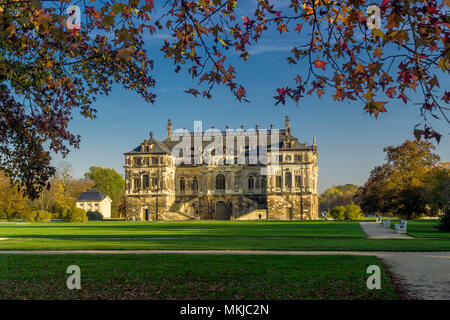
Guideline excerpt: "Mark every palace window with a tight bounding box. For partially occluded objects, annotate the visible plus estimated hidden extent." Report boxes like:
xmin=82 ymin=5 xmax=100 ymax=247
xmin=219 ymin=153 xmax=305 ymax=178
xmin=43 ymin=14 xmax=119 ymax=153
xmin=295 ymin=175 xmax=302 ymax=188
xmin=285 ymin=171 xmax=292 ymax=187
xmin=143 ymin=175 xmax=149 ymax=189
xmin=295 ymin=154 xmax=301 ymax=162
xmin=192 ymin=177 xmax=198 ymax=192
xmin=133 ymin=178 xmax=141 ymax=190
xmin=152 ymin=157 xmax=158 ymax=165
xmin=179 ymin=177 xmax=186 ymax=191
xmin=216 ymin=174 xmax=225 ymax=190
xmin=276 ymin=175 xmax=282 ymax=188
xmin=278 ymin=154 xmax=283 ymax=163
xmin=248 ymin=176 xmax=254 ymax=190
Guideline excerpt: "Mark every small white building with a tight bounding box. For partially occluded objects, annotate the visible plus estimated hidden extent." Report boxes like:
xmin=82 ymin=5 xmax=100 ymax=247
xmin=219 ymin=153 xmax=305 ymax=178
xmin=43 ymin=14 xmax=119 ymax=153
xmin=75 ymin=189 xmax=112 ymax=218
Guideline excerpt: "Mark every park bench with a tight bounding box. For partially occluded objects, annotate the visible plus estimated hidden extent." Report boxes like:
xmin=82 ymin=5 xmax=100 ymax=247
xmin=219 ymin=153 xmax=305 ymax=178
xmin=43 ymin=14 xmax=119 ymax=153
xmin=394 ymin=220 xmax=407 ymax=234
xmin=383 ymin=218 xmax=391 ymax=228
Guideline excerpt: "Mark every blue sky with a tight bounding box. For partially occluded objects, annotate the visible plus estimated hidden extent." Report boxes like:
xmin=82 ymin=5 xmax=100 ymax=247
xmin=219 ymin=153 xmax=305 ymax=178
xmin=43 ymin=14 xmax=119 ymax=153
xmin=54 ymin=1 xmax=450 ymax=194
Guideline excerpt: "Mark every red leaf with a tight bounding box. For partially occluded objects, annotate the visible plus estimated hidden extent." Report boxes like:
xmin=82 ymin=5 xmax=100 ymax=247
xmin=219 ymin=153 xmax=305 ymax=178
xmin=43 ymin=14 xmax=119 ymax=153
xmin=398 ymin=93 xmax=407 ymax=104
xmin=146 ymin=0 xmax=154 ymax=9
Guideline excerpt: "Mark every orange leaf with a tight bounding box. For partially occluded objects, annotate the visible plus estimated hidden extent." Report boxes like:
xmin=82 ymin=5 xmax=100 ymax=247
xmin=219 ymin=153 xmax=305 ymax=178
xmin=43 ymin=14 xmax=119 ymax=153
xmin=313 ymin=58 xmax=327 ymax=70
xmin=373 ymin=47 xmax=382 ymax=59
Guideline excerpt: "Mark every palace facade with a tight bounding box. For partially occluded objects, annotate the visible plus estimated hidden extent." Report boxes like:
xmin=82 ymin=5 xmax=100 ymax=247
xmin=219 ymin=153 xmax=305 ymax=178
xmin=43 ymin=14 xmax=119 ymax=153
xmin=124 ymin=116 xmax=319 ymax=220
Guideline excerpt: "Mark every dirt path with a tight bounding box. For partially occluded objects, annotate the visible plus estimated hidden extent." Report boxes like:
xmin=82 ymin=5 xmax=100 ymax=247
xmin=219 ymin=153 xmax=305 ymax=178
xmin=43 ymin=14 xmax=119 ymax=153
xmin=359 ymin=222 xmax=414 ymax=239
xmin=1 ymin=250 xmax=448 ymax=299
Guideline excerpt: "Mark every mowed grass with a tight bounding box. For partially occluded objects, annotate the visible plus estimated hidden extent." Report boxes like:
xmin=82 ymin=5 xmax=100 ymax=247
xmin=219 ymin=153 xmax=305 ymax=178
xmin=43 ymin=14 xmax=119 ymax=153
xmin=0 ymin=220 xmax=365 ymax=239
xmin=0 ymin=220 xmax=449 ymax=251
xmin=1 ymin=237 xmax=450 ymax=251
xmin=404 ymin=220 xmax=450 ymax=239
xmin=0 ymin=254 xmax=397 ymax=300
xmin=387 ymin=219 xmax=450 ymax=238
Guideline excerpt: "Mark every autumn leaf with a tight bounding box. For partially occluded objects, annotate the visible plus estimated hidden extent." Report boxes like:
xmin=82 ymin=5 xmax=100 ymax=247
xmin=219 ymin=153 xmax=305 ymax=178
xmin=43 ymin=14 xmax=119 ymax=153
xmin=365 ymin=101 xmax=388 ymax=118
xmin=313 ymin=58 xmax=327 ymax=70
xmin=355 ymin=64 xmax=365 ymax=74
xmin=398 ymin=93 xmax=407 ymax=104
xmin=373 ymin=47 xmax=382 ymax=59
xmin=116 ymin=48 xmax=135 ymax=62
xmin=146 ymin=0 xmax=154 ymax=9
xmin=295 ymin=24 xmax=302 ymax=32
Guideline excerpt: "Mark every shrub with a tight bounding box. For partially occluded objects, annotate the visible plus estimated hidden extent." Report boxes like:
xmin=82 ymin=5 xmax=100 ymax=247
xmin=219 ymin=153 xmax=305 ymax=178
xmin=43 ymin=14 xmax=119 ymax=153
xmin=438 ymin=207 xmax=450 ymax=232
xmin=20 ymin=211 xmax=36 ymax=222
xmin=6 ymin=211 xmax=21 ymax=221
xmin=330 ymin=206 xmax=346 ymax=220
xmin=344 ymin=204 xmax=364 ymax=220
xmin=330 ymin=204 xmax=364 ymax=220
xmin=20 ymin=210 xmax=52 ymax=222
xmin=63 ymin=207 xmax=88 ymax=222
xmin=87 ymin=211 xmax=103 ymax=221
xmin=35 ymin=210 xmax=52 ymax=222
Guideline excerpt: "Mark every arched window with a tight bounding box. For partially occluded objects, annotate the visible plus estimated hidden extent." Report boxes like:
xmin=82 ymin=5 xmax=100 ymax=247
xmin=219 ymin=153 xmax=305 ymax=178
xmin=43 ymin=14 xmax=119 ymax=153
xmin=248 ymin=176 xmax=254 ymax=190
xmin=179 ymin=177 xmax=185 ymax=191
xmin=216 ymin=174 xmax=225 ymax=190
xmin=143 ymin=175 xmax=149 ymax=189
xmin=261 ymin=176 xmax=267 ymax=189
xmin=275 ymin=175 xmax=282 ymax=188
xmin=192 ymin=177 xmax=198 ymax=192
xmin=285 ymin=171 xmax=292 ymax=187
xmin=295 ymin=175 xmax=301 ymax=188
xmin=133 ymin=177 xmax=141 ymax=190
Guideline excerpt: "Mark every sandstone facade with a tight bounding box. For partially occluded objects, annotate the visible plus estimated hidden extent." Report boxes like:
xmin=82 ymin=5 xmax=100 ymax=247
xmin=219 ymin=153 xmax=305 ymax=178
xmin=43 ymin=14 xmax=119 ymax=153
xmin=124 ymin=116 xmax=319 ymax=220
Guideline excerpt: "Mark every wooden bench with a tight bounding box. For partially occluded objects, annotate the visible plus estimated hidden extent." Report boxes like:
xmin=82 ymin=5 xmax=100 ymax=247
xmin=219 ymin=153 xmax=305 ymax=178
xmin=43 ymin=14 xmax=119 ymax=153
xmin=383 ymin=218 xmax=391 ymax=228
xmin=394 ymin=220 xmax=407 ymax=234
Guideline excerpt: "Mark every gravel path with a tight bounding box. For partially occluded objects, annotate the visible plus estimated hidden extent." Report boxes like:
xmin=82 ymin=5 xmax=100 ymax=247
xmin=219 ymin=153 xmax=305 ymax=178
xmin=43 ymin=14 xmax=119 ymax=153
xmin=360 ymin=222 xmax=414 ymax=239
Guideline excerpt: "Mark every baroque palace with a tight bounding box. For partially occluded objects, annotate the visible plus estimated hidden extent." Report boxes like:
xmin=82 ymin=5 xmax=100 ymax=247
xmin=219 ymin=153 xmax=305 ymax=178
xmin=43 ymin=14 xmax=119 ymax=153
xmin=124 ymin=116 xmax=319 ymax=221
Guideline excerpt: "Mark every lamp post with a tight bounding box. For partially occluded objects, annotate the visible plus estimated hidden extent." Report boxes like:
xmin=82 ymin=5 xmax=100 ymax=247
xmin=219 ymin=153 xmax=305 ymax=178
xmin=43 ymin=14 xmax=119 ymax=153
xmin=300 ymin=193 xmax=304 ymax=220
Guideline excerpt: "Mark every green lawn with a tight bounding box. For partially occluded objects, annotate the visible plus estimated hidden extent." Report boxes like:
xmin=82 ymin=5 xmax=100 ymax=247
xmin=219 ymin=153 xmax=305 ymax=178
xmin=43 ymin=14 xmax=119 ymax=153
xmin=1 ymin=237 xmax=450 ymax=251
xmin=0 ymin=220 xmax=449 ymax=251
xmin=404 ymin=220 xmax=450 ymax=238
xmin=0 ymin=220 xmax=365 ymax=239
xmin=0 ymin=254 xmax=397 ymax=300
xmin=386 ymin=219 xmax=450 ymax=239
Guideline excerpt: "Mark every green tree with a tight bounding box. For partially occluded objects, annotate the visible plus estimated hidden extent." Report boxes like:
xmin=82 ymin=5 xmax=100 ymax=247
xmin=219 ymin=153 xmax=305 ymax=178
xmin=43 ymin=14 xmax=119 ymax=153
xmin=84 ymin=167 xmax=124 ymax=216
xmin=356 ymin=140 xmax=445 ymax=219
xmin=0 ymin=171 xmax=29 ymax=220
xmin=423 ymin=167 xmax=450 ymax=214
xmin=330 ymin=206 xmax=346 ymax=220
xmin=319 ymin=184 xmax=359 ymax=213
xmin=344 ymin=204 xmax=364 ymax=220
xmin=354 ymin=165 xmax=393 ymax=216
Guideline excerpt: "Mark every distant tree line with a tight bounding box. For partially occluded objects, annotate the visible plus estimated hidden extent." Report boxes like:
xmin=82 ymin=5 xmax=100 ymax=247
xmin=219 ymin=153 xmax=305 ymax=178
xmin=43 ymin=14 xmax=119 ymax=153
xmin=320 ymin=140 xmax=449 ymax=222
xmin=0 ymin=163 xmax=125 ymax=221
